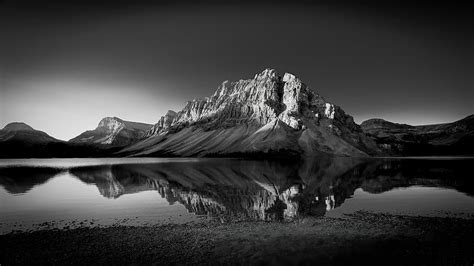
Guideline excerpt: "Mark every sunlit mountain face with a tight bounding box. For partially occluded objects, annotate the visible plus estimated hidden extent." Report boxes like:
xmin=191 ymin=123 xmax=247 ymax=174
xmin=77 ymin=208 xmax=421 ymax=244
xmin=0 ymin=2 xmax=472 ymax=264
xmin=2 ymin=68 xmax=472 ymax=158
xmin=1 ymin=1 xmax=473 ymax=144
xmin=3 ymin=158 xmax=471 ymax=223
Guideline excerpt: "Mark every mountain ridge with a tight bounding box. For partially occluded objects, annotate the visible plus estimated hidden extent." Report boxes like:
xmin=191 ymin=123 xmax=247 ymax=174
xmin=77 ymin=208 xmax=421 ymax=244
xmin=361 ymin=115 xmax=474 ymax=155
xmin=2 ymin=122 xmax=36 ymax=132
xmin=0 ymin=121 xmax=126 ymax=158
xmin=69 ymin=117 xmax=152 ymax=147
xmin=121 ymin=68 xmax=380 ymax=157
xmin=0 ymin=122 xmax=60 ymax=144
xmin=1 ymin=69 xmax=472 ymax=158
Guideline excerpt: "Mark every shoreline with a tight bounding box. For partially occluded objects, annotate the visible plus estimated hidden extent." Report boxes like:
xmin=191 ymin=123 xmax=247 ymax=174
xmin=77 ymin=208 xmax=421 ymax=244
xmin=2 ymin=212 xmax=473 ymax=265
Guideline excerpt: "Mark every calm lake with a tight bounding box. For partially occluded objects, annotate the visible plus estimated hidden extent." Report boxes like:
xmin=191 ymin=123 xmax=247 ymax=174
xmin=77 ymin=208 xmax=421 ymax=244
xmin=1 ymin=157 xmax=473 ymax=234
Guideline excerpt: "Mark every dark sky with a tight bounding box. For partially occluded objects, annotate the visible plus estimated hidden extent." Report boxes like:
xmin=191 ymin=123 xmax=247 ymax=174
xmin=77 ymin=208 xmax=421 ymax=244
xmin=1 ymin=1 xmax=473 ymax=140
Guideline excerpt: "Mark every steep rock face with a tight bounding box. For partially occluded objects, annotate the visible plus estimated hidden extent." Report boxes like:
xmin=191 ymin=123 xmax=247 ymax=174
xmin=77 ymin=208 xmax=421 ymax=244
xmin=123 ymin=69 xmax=380 ymax=157
xmin=361 ymin=115 xmax=474 ymax=155
xmin=69 ymin=117 xmax=152 ymax=147
xmin=146 ymin=110 xmax=177 ymax=136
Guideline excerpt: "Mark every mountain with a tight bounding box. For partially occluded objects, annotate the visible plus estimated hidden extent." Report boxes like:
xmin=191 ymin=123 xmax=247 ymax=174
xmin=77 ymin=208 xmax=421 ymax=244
xmin=121 ymin=69 xmax=380 ymax=157
xmin=146 ymin=110 xmax=177 ymax=137
xmin=69 ymin=117 xmax=152 ymax=147
xmin=0 ymin=122 xmax=121 ymax=158
xmin=0 ymin=122 xmax=62 ymax=158
xmin=0 ymin=122 xmax=60 ymax=144
xmin=2 ymin=69 xmax=471 ymax=158
xmin=361 ymin=115 xmax=474 ymax=155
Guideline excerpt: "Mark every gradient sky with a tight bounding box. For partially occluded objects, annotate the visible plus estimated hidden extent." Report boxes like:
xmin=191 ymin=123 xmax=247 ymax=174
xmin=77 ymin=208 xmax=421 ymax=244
xmin=1 ymin=1 xmax=473 ymax=141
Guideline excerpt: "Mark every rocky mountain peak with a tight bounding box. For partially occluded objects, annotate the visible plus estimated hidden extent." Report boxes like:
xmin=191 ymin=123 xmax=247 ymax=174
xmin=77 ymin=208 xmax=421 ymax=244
xmin=146 ymin=110 xmax=178 ymax=136
xmin=254 ymin=68 xmax=279 ymax=80
xmin=146 ymin=68 xmax=355 ymax=136
xmin=125 ymin=68 xmax=380 ymax=157
xmin=97 ymin=117 xmax=125 ymax=134
xmin=2 ymin=122 xmax=35 ymax=132
xmin=98 ymin=117 xmax=123 ymax=127
xmin=70 ymin=117 xmax=152 ymax=146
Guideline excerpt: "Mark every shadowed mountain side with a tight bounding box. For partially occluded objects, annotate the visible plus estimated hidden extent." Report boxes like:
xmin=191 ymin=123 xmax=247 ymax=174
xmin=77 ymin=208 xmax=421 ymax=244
xmin=0 ymin=122 xmax=124 ymax=158
xmin=67 ymin=158 xmax=474 ymax=221
xmin=1 ymin=69 xmax=472 ymax=158
xmin=361 ymin=115 xmax=474 ymax=155
xmin=0 ymin=122 xmax=62 ymax=158
xmin=0 ymin=167 xmax=64 ymax=194
xmin=0 ymin=141 xmax=123 ymax=159
xmin=118 ymin=67 xmax=472 ymax=158
xmin=0 ymin=119 xmax=151 ymax=158
xmin=0 ymin=122 xmax=59 ymax=144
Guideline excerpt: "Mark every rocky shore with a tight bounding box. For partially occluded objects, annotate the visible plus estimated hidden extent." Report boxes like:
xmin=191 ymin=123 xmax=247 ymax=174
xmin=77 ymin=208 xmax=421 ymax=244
xmin=1 ymin=212 xmax=473 ymax=265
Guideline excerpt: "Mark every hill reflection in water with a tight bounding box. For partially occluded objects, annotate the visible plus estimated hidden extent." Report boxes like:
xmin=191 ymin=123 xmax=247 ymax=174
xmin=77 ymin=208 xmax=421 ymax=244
xmin=1 ymin=158 xmax=473 ymax=223
xmin=65 ymin=158 xmax=473 ymax=221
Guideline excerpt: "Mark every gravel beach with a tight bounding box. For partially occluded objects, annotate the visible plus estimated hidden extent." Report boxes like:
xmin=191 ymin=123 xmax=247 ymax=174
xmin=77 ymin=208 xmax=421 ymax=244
xmin=1 ymin=212 xmax=473 ymax=265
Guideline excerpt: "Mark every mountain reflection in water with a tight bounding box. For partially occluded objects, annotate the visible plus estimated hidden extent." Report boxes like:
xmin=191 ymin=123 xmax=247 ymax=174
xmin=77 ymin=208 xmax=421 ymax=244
xmin=1 ymin=158 xmax=472 ymax=222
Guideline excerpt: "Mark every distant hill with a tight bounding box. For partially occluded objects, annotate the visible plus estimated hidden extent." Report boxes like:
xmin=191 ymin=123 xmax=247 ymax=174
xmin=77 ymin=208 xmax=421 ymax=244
xmin=0 ymin=122 xmax=118 ymax=158
xmin=0 ymin=122 xmax=60 ymax=144
xmin=360 ymin=115 xmax=474 ymax=155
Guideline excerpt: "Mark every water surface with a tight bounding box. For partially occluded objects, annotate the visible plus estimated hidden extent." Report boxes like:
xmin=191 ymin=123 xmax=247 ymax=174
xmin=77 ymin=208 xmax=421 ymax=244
xmin=1 ymin=157 xmax=473 ymax=234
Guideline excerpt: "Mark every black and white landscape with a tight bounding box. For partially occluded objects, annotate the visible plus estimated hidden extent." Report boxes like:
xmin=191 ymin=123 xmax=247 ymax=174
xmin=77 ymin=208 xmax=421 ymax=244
xmin=1 ymin=1 xmax=473 ymax=265
xmin=1 ymin=68 xmax=473 ymax=158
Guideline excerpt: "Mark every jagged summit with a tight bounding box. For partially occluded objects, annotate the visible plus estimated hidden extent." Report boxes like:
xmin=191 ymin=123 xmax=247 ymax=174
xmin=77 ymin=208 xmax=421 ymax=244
xmin=1 ymin=69 xmax=472 ymax=158
xmin=2 ymin=122 xmax=35 ymax=132
xmin=147 ymin=111 xmax=177 ymax=137
xmin=147 ymin=68 xmax=340 ymax=133
xmin=122 ymin=68 xmax=380 ymax=157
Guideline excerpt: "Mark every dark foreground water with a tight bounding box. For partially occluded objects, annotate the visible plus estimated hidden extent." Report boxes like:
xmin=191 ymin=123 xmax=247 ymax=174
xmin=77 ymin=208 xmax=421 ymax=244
xmin=1 ymin=157 xmax=473 ymax=234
